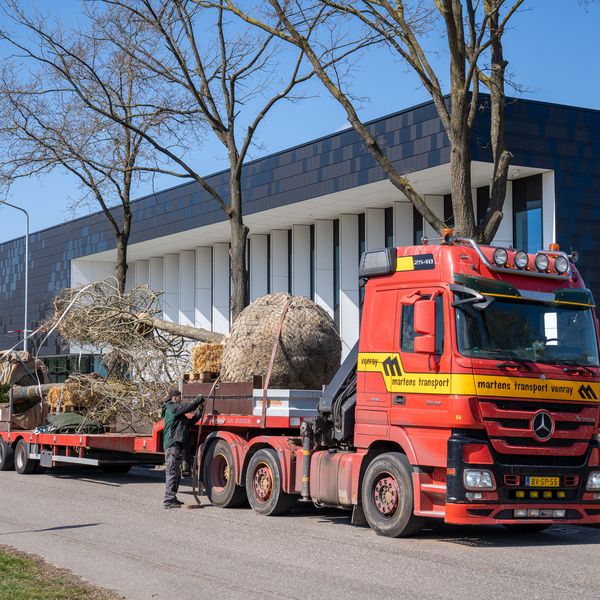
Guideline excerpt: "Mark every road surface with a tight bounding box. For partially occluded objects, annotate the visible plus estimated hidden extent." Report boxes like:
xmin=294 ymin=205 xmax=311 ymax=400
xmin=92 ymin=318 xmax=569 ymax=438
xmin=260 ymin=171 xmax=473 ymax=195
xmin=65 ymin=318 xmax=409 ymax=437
xmin=0 ymin=465 xmax=599 ymax=600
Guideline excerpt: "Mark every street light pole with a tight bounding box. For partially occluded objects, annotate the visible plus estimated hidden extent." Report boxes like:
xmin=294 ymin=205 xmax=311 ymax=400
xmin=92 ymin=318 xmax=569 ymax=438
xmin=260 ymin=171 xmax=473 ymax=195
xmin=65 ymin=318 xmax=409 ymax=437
xmin=0 ymin=200 xmax=29 ymax=353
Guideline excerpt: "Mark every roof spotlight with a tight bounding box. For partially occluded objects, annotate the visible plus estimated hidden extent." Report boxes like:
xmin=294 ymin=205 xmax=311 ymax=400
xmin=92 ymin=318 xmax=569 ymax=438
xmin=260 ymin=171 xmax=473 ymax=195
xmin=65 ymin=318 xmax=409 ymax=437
xmin=534 ymin=253 xmax=549 ymax=271
xmin=493 ymin=248 xmax=508 ymax=266
xmin=514 ymin=251 xmax=529 ymax=269
xmin=554 ymin=256 xmax=569 ymax=274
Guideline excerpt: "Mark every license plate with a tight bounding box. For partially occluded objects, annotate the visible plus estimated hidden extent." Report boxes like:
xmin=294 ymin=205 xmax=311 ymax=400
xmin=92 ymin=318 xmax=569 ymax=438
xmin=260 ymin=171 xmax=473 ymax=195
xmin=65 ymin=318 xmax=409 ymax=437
xmin=525 ymin=476 xmax=559 ymax=487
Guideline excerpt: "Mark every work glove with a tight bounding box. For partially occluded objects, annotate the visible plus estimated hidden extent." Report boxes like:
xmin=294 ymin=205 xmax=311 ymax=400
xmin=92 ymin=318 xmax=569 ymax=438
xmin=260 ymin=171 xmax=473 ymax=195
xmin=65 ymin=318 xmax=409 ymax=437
xmin=196 ymin=394 xmax=206 ymax=407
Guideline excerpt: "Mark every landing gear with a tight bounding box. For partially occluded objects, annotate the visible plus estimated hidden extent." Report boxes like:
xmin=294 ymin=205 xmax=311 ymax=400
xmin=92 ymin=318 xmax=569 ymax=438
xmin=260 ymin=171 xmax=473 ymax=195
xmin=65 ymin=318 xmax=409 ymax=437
xmin=362 ymin=452 xmax=426 ymax=538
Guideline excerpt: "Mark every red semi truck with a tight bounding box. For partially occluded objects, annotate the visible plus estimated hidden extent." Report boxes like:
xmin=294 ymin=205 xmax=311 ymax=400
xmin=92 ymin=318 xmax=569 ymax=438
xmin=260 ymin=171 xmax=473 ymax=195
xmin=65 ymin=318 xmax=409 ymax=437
xmin=2 ymin=232 xmax=600 ymax=538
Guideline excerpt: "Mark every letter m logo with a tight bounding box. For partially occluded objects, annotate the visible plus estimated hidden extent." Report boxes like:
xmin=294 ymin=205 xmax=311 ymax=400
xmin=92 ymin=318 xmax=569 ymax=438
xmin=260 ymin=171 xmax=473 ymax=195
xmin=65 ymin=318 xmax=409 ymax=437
xmin=382 ymin=356 xmax=402 ymax=377
xmin=578 ymin=384 xmax=597 ymax=400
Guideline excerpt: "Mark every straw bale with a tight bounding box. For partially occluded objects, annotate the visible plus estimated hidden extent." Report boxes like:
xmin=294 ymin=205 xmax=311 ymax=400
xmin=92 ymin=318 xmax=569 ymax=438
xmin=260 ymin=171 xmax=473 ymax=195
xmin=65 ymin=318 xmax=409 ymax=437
xmin=220 ymin=293 xmax=341 ymax=389
xmin=190 ymin=343 xmax=223 ymax=373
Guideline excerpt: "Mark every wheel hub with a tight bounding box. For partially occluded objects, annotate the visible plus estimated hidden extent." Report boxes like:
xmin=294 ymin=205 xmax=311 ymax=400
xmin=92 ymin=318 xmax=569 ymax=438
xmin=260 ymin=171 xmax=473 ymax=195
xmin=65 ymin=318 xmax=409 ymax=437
xmin=374 ymin=475 xmax=399 ymax=516
xmin=253 ymin=465 xmax=273 ymax=502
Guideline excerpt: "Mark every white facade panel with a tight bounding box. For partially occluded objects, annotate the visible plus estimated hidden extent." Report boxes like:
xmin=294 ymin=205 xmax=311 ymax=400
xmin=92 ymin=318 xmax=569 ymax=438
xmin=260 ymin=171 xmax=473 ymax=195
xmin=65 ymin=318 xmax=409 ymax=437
xmin=250 ymin=234 xmax=269 ymax=302
xmin=71 ymin=260 xmax=94 ymax=286
xmin=163 ymin=254 xmax=179 ymax=323
xmin=423 ymin=195 xmax=444 ymax=240
xmin=340 ymin=214 xmax=359 ymax=358
xmin=542 ymin=171 xmax=556 ymax=249
xmin=315 ymin=220 xmax=334 ymax=317
xmin=135 ymin=260 xmax=149 ymax=287
xmin=179 ymin=250 xmax=195 ymax=326
xmin=394 ymin=202 xmax=413 ymax=247
xmin=213 ymin=242 xmax=230 ymax=333
xmin=195 ymin=247 xmax=212 ymax=330
xmin=366 ymin=208 xmax=385 ymax=250
xmin=492 ymin=181 xmax=513 ymax=248
xmin=292 ymin=224 xmax=311 ymax=298
xmin=270 ymin=230 xmax=289 ymax=294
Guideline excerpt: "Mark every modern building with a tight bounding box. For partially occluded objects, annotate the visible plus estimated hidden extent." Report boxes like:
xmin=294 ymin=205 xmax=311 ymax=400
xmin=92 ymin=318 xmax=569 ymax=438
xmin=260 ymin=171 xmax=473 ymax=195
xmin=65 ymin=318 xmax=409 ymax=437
xmin=1 ymin=96 xmax=599 ymax=375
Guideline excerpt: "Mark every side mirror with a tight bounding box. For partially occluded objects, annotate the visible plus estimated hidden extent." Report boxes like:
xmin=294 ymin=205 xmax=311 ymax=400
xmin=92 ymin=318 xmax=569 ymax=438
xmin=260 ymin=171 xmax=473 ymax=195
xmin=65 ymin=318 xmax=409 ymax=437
xmin=414 ymin=299 xmax=436 ymax=354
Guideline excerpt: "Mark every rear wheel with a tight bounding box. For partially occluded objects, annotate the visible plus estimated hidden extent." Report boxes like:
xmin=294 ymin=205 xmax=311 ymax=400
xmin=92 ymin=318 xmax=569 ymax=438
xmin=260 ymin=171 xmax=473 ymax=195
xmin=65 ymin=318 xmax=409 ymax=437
xmin=0 ymin=439 xmax=14 ymax=471
xmin=246 ymin=448 xmax=297 ymax=516
xmin=361 ymin=452 xmax=426 ymax=538
xmin=202 ymin=439 xmax=246 ymax=508
xmin=14 ymin=439 xmax=38 ymax=475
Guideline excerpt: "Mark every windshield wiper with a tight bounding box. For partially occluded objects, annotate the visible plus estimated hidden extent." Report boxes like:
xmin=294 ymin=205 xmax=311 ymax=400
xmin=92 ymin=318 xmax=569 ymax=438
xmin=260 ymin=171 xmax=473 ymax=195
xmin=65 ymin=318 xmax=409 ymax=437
xmin=479 ymin=349 xmax=533 ymax=372
xmin=538 ymin=358 xmax=595 ymax=375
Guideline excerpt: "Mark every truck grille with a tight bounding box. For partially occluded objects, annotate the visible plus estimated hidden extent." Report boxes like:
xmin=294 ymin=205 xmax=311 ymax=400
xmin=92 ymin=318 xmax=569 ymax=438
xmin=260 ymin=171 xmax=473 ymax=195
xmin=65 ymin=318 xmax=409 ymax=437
xmin=479 ymin=398 xmax=598 ymax=456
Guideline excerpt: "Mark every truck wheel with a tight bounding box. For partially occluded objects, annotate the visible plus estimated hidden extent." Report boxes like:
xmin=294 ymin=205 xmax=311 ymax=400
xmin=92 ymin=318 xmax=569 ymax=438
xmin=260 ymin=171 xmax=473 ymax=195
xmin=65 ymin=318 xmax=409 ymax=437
xmin=245 ymin=448 xmax=297 ymax=516
xmin=202 ymin=439 xmax=246 ymax=508
xmin=14 ymin=439 xmax=38 ymax=475
xmin=361 ymin=452 xmax=426 ymax=538
xmin=0 ymin=439 xmax=14 ymax=471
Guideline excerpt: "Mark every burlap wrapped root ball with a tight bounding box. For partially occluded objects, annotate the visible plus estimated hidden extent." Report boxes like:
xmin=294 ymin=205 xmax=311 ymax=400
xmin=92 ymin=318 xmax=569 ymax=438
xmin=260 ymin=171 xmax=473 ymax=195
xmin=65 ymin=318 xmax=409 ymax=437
xmin=220 ymin=293 xmax=341 ymax=389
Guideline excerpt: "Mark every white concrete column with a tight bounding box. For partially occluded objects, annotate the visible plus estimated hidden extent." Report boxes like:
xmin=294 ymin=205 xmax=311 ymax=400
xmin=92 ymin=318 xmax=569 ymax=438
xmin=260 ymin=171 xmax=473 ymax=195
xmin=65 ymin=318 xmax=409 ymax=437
xmin=213 ymin=242 xmax=230 ymax=334
xmin=195 ymin=247 xmax=212 ymax=330
xmin=71 ymin=260 xmax=94 ymax=287
xmin=250 ymin=234 xmax=269 ymax=302
xmin=492 ymin=180 xmax=513 ymax=248
xmin=423 ymin=195 xmax=444 ymax=240
xmin=163 ymin=254 xmax=179 ymax=323
xmin=292 ymin=224 xmax=311 ymax=298
xmin=365 ymin=208 xmax=385 ymax=250
xmin=340 ymin=214 xmax=360 ymax=358
xmin=179 ymin=250 xmax=195 ymax=326
xmin=315 ymin=219 xmax=334 ymax=318
xmin=394 ymin=202 xmax=413 ymax=247
xmin=270 ymin=230 xmax=289 ymax=293
xmin=542 ymin=171 xmax=556 ymax=249
xmin=135 ymin=260 xmax=149 ymax=287
xmin=124 ymin=263 xmax=136 ymax=292
xmin=149 ymin=257 xmax=164 ymax=313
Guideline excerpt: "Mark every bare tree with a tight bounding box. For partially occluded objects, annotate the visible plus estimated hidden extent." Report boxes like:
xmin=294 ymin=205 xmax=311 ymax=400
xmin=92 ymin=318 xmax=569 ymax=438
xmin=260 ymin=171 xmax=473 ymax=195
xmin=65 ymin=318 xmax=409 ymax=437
xmin=0 ymin=2 xmax=192 ymax=294
xmin=206 ymin=0 xmax=527 ymax=243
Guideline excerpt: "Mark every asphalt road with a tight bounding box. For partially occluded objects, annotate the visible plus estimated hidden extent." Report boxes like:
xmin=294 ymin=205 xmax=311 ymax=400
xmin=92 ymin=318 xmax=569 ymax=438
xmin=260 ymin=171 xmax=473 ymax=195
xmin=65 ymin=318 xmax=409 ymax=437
xmin=1 ymin=465 xmax=599 ymax=600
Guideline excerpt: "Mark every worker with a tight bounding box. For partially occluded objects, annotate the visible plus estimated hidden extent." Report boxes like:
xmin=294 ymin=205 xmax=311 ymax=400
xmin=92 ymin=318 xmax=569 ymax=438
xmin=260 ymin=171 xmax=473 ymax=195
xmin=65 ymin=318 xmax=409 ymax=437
xmin=161 ymin=389 xmax=205 ymax=509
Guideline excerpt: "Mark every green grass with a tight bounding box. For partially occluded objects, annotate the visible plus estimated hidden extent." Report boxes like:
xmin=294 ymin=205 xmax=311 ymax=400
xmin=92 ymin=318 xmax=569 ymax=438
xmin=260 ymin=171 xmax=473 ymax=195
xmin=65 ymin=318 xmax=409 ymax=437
xmin=0 ymin=548 xmax=122 ymax=600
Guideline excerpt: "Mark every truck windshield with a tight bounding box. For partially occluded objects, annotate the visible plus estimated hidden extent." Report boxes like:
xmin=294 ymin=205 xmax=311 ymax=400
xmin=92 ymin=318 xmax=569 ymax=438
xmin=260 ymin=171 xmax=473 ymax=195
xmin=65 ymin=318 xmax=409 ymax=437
xmin=454 ymin=293 xmax=600 ymax=366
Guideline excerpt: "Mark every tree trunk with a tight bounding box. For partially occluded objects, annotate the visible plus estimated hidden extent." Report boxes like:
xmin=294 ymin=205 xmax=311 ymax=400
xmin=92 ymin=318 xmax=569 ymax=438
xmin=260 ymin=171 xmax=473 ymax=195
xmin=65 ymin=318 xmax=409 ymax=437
xmin=228 ymin=164 xmax=249 ymax=321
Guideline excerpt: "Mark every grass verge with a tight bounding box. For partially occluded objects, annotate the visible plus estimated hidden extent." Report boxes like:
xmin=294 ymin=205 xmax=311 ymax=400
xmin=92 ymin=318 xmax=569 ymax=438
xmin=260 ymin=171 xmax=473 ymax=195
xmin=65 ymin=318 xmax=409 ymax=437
xmin=0 ymin=545 xmax=124 ymax=600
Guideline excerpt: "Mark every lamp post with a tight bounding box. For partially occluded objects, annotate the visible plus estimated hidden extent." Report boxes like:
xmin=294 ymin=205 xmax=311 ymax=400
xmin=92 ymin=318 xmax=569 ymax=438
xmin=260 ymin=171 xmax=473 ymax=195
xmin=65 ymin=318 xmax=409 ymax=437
xmin=0 ymin=200 xmax=29 ymax=353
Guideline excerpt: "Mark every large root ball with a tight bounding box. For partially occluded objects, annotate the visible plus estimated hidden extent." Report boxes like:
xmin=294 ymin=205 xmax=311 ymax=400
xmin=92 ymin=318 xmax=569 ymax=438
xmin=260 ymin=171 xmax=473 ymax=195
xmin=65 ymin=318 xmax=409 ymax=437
xmin=220 ymin=293 xmax=341 ymax=389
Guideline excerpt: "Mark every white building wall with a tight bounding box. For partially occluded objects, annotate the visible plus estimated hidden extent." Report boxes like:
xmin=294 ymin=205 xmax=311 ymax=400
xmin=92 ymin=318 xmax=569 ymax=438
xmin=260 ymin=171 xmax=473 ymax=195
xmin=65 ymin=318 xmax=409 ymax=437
xmin=213 ymin=242 xmax=230 ymax=334
xmin=195 ymin=247 xmax=212 ymax=330
xmin=423 ymin=195 xmax=444 ymax=240
xmin=492 ymin=181 xmax=513 ymax=248
xmin=315 ymin=219 xmax=334 ymax=317
xmin=394 ymin=202 xmax=413 ymax=247
xmin=270 ymin=230 xmax=289 ymax=294
xmin=250 ymin=234 xmax=269 ymax=302
xmin=292 ymin=225 xmax=311 ymax=298
xmin=135 ymin=260 xmax=149 ymax=287
xmin=340 ymin=214 xmax=359 ymax=358
xmin=179 ymin=250 xmax=195 ymax=327
xmin=542 ymin=171 xmax=556 ymax=249
xmin=365 ymin=208 xmax=385 ymax=250
xmin=163 ymin=254 xmax=179 ymax=323
xmin=149 ymin=257 xmax=164 ymax=313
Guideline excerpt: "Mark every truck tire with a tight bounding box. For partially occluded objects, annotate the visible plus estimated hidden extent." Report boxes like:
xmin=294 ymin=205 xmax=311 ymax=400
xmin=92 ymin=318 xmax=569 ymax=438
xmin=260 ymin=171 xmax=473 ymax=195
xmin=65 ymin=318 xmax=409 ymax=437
xmin=361 ymin=452 xmax=426 ymax=538
xmin=0 ymin=439 xmax=14 ymax=471
xmin=14 ymin=439 xmax=38 ymax=475
xmin=202 ymin=439 xmax=246 ymax=508
xmin=245 ymin=448 xmax=297 ymax=516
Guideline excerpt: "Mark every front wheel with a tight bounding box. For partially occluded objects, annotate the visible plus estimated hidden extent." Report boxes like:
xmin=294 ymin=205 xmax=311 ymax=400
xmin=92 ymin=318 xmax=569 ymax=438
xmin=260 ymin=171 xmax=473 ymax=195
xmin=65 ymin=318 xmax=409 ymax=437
xmin=0 ymin=439 xmax=14 ymax=471
xmin=245 ymin=448 xmax=297 ymax=516
xmin=202 ymin=439 xmax=246 ymax=508
xmin=14 ymin=440 xmax=38 ymax=475
xmin=361 ymin=452 xmax=426 ymax=538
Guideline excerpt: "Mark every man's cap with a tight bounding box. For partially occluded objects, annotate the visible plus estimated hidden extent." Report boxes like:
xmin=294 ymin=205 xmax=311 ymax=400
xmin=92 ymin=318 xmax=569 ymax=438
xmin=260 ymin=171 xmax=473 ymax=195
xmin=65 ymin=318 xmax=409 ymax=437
xmin=165 ymin=389 xmax=182 ymax=402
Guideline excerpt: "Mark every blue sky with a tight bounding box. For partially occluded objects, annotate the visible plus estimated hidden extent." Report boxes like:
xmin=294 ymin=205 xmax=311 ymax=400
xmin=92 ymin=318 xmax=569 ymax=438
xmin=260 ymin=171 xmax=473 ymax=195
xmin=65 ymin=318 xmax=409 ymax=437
xmin=0 ymin=0 xmax=598 ymax=241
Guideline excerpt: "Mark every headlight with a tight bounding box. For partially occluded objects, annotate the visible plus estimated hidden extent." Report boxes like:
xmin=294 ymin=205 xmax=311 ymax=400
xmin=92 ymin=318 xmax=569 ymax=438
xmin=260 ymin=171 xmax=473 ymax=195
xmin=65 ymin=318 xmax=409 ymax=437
xmin=493 ymin=247 xmax=508 ymax=266
xmin=514 ymin=251 xmax=529 ymax=269
xmin=463 ymin=469 xmax=495 ymax=489
xmin=586 ymin=471 xmax=600 ymax=490
xmin=534 ymin=253 xmax=549 ymax=271
xmin=554 ymin=256 xmax=569 ymax=274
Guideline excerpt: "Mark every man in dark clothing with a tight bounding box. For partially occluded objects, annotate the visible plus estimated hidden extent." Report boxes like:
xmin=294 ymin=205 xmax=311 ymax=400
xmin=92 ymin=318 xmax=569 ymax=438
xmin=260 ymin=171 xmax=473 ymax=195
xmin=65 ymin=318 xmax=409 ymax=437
xmin=161 ymin=389 xmax=205 ymax=508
